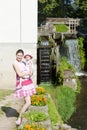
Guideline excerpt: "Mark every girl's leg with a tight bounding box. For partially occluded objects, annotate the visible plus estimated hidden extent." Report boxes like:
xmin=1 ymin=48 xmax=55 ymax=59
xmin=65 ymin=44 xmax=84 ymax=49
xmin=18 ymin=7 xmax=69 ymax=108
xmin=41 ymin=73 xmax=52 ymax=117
xmin=19 ymin=96 xmax=31 ymax=117
xmin=16 ymin=96 xmax=31 ymax=125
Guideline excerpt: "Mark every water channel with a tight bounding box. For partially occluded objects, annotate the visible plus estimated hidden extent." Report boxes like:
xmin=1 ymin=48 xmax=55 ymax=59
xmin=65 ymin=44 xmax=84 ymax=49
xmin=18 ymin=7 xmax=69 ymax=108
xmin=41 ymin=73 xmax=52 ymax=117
xmin=60 ymin=38 xmax=87 ymax=130
xmin=68 ymin=76 xmax=87 ymax=130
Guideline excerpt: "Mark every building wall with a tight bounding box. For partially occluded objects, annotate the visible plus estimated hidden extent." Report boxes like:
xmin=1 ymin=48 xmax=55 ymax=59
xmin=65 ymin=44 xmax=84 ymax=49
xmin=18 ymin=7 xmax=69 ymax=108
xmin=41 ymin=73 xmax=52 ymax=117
xmin=0 ymin=0 xmax=37 ymax=89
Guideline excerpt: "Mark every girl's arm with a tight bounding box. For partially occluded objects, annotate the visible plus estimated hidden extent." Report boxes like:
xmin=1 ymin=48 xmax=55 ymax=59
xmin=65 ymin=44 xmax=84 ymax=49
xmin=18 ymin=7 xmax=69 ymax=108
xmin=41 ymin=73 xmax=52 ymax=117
xmin=29 ymin=60 xmax=33 ymax=77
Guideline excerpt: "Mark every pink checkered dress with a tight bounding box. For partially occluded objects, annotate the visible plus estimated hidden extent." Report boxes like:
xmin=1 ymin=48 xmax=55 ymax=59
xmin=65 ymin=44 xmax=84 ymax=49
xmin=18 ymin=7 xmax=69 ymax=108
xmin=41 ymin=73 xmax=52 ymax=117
xmin=14 ymin=60 xmax=36 ymax=98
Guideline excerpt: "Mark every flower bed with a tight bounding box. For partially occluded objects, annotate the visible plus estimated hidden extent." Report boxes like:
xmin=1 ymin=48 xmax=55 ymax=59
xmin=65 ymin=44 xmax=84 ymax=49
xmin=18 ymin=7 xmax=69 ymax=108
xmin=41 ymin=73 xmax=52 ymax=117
xmin=23 ymin=111 xmax=48 ymax=122
xmin=21 ymin=123 xmax=46 ymax=130
xmin=16 ymin=87 xmax=53 ymax=130
xmin=22 ymin=111 xmax=48 ymax=130
xmin=36 ymin=87 xmax=46 ymax=95
xmin=31 ymin=95 xmax=47 ymax=106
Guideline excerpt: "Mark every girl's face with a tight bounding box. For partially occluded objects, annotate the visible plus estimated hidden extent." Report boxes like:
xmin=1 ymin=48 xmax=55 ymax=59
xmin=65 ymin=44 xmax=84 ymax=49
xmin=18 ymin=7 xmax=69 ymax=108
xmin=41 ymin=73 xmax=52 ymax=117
xmin=25 ymin=55 xmax=31 ymax=61
xmin=16 ymin=52 xmax=24 ymax=62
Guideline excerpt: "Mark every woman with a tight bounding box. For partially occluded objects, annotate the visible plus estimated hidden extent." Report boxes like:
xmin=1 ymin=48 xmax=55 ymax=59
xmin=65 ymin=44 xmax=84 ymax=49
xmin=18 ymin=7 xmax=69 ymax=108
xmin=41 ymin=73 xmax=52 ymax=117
xmin=13 ymin=49 xmax=36 ymax=125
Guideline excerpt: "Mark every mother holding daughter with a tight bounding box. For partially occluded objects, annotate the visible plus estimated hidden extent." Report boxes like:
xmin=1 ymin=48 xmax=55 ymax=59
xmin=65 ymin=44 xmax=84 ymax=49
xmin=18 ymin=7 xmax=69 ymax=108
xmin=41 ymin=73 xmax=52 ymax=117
xmin=13 ymin=49 xmax=36 ymax=125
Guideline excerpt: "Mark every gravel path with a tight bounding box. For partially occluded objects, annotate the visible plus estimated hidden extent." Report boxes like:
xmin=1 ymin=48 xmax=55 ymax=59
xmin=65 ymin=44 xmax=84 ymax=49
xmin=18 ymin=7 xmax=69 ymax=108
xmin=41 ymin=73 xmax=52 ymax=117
xmin=0 ymin=93 xmax=23 ymax=130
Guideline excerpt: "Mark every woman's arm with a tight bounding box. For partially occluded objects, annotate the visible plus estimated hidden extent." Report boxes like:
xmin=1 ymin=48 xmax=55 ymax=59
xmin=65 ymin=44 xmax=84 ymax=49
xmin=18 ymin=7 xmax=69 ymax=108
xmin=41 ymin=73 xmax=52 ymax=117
xmin=13 ymin=63 xmax=30 ymax=78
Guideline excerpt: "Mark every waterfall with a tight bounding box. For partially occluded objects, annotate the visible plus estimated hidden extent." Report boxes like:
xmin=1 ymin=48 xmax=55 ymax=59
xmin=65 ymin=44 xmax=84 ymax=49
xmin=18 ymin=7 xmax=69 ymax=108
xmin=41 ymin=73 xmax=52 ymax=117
xmin=60 ymin=39 xmax=81 ymax=71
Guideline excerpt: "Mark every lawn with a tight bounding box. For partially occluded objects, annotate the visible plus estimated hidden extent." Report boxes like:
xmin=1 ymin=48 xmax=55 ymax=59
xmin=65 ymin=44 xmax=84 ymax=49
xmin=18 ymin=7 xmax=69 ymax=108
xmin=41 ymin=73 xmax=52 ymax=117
xmin=0 ymin=89 xmax=13 ymax=101
xmin=54 ymin=24 xmax=68 ymax=32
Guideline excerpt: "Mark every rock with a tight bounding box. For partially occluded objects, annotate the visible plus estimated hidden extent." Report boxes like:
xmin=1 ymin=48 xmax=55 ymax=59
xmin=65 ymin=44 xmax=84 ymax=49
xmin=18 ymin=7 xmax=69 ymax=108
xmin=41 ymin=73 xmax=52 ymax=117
xmin=71 ymin=128 xmax=78 ymax=130
xmin=52 ymin=123 xmax=60 ymax=130
xmin=63 ymin=69 xmax=77 ymax=90
xmin=61 ymin=124 xmax=72 ymax=130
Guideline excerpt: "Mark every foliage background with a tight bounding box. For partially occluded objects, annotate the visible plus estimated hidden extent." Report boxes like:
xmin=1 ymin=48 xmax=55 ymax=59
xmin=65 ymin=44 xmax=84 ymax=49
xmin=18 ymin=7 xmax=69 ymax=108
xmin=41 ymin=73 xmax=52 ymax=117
xmin=38 ymin=0 xmax=87 ymax=25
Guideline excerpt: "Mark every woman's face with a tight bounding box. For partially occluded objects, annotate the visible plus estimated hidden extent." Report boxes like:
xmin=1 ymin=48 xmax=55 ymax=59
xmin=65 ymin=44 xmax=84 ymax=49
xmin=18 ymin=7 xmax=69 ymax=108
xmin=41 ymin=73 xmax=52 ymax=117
xmin=16 ymin=52 xmax=24 ymax=62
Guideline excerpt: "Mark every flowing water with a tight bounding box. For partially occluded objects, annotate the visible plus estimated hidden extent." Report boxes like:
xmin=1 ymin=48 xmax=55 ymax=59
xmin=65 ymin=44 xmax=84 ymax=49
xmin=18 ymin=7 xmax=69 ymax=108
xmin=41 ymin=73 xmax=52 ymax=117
xmin=60 ymin=39 xmax=81 ymax=71
xmin=68 ymin=76 xmax=87 ymax=130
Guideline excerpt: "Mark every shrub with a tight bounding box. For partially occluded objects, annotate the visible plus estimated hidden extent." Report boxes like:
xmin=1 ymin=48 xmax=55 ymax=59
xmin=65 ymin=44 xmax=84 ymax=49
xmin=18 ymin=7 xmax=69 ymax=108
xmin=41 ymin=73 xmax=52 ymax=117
xmin=78 ymin=37 xmax=85 ymax=69
xmin=56 ymin=57 xmax=75 ymax=84
xmin=23 ymin=111 xmax=48 ymax=122
xmin=56 ymin=86 xmax=76 ymax=122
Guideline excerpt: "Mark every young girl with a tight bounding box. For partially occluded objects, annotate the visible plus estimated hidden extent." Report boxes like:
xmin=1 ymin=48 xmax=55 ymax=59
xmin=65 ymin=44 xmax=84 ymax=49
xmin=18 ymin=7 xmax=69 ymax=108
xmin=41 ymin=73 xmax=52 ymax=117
xmin=24 ymin=52 xmax=33 ymax=78
xmin=13 ymin=49 xmax=36 ymax=125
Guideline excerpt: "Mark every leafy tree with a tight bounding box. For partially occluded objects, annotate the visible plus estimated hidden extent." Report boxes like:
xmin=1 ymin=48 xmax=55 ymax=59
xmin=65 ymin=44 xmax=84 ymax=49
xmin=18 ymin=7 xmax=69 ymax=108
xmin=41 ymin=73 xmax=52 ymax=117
xmin=38 ymin=0 xmax=87 ymax=24
xmin=74 ymin=0 xmax=87 ymax=17
xmin=38 ymin=0 xmax=65 ymax=24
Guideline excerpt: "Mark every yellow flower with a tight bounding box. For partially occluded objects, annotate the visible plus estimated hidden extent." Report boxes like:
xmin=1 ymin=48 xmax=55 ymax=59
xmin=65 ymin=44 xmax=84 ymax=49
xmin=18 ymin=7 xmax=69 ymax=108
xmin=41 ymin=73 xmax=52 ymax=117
xmin=36 ymin=128 xmax=39 ymax=130
xmin=36 ymin=87 xmax=46 ymax=94
xmin=25 ymin=124 xmax=31 ymax=130
xmin=42 ymin=128 xmax=45 ymax=130
xmin=30 ymin=128 xmax=34 ymax=130
xmin=31 ymin=95 xmax=47 ymax=106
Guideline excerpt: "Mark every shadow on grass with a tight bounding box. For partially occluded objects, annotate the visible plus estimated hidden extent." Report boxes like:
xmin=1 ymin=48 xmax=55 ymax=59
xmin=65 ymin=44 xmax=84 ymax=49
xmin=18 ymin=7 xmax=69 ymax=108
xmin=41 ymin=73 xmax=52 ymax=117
xmin=1 ymin=106 xmax=19 ymax=117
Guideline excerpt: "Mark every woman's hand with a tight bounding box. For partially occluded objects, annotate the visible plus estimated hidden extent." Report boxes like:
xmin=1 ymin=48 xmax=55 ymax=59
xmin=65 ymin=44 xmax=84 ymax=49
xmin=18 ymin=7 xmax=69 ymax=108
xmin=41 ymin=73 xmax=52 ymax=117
xmin=13 ymin=63 xmax=31 ymax=78
xmin=29 ymin=71 xmax=33 ymax=77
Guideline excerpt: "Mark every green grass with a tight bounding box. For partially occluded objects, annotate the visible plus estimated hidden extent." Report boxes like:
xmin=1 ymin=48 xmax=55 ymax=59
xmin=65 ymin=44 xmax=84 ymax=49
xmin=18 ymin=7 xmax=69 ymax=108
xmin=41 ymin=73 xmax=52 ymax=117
xmin=0 ymin=109 xmax=4 ymax=116
xmin=0 ymin=89 xmax=13 ymax=117
xmin=39 ymin=83 xmax=55 ymax=96
xmin=56 ymin=86 xmax=76 ymax=122
xmin=54 ymin=24 xmax=68 ymax=32
xmin=47 ymin=95 xmax=63 ymax=125
xmin=38 ymin=83 xmax=63 ymax=124
xmin=13 ymin=128 xmax=17 ymax=130
xmin=0 ymin=89 xmax=13 ymax=101
xmin=39 ymin=83 xmax=76 ymax=122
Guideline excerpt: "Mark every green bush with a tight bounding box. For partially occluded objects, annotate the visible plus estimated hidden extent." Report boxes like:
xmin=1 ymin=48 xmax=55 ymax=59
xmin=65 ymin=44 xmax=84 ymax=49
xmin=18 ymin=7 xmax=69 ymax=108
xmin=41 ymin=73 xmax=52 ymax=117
xmin=39 ymin=83 xmax=77 ymax=122
xmin=78 ymin=37 xmax=85 ymax=69
xmin=76 ymin=77 xmax=81 ymax=93
xmin=56 ymin=57 xmax=75 ymax=84
xmin=23 ymin=111 xmax=48 ymax=122
xmin=56 ymin=86 xmax=76 ymax=122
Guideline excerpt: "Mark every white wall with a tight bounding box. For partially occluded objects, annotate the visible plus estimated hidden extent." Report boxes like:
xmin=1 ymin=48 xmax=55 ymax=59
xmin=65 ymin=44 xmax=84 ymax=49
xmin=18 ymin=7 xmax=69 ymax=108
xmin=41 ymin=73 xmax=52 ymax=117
xmin=21 ymin=0 xmax=37 ymax=43
xmin=0 ymin=0 xmax=20 ymax=42
xmin=0 ymin=0 xmax=37 ymax=89
xmin=0 ymin=0 xmax=37 ymax=43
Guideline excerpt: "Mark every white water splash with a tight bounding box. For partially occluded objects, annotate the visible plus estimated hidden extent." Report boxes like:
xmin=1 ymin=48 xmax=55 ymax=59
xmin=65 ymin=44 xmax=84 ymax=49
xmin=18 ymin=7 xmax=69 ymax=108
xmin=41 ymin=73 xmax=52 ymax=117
xmin=75 ymin=72 xmax=87 ymax=76
xmin=65 ymin=39 xmax=81 ymax=71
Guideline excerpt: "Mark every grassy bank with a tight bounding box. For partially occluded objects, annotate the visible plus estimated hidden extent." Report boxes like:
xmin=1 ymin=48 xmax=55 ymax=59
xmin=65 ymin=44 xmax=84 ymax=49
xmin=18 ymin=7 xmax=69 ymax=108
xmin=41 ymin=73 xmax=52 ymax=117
xmin=39 ymin=83 xmax=76 ymax=122
xmin=0 ymin=89 xmax=13 ymax=101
